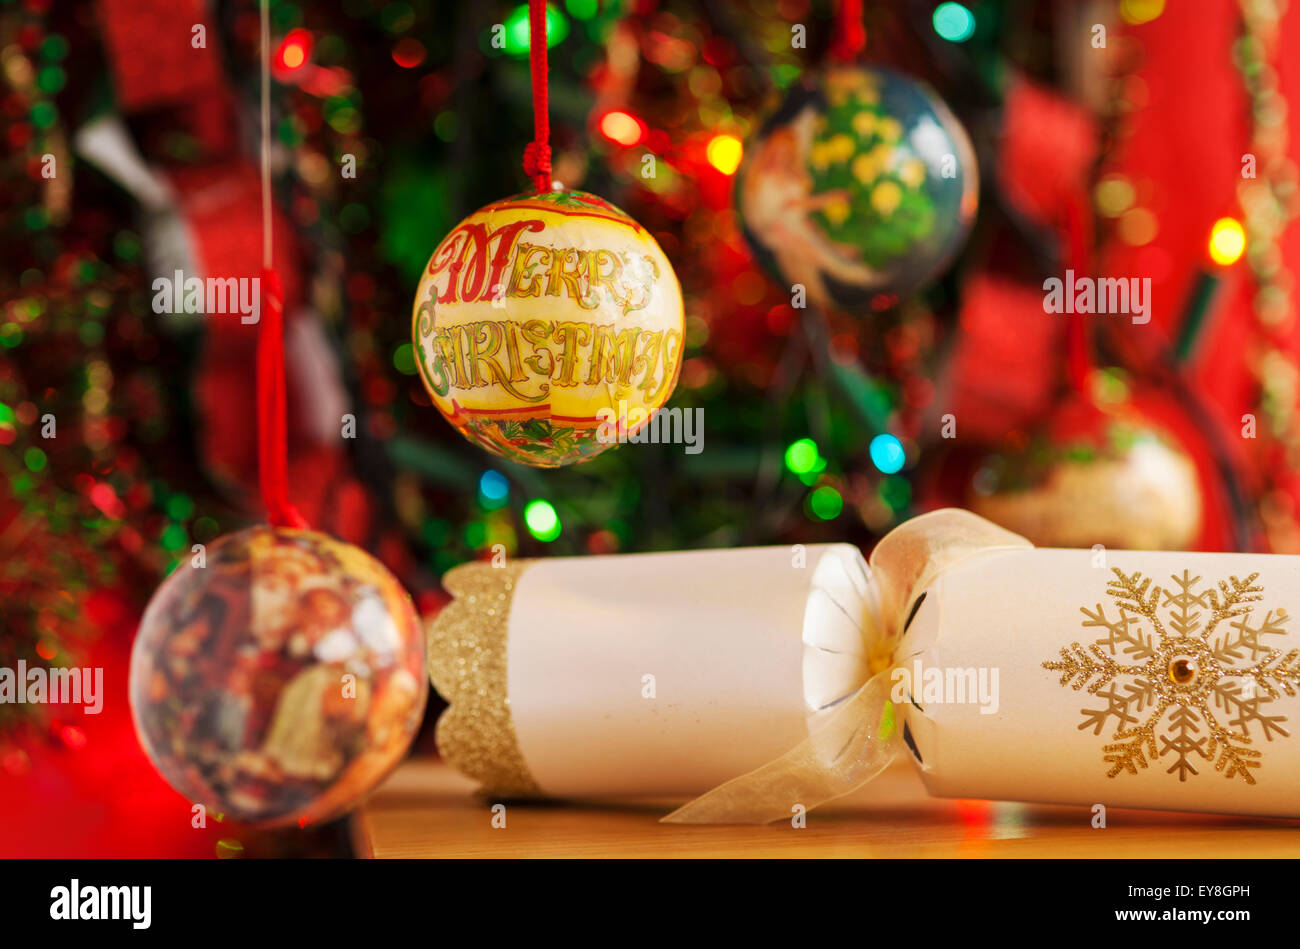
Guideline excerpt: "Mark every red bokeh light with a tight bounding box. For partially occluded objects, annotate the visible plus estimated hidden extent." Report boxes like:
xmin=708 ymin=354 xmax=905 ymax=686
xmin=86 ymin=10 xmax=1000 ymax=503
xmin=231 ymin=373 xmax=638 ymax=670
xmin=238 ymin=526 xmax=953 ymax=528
xmin=598 ymin=110 xmax=646 ymax=147
xmin=392 ymin=37 xmax=426 ymax=69
xmin=275 ymin=28 xmax=313 ymax=75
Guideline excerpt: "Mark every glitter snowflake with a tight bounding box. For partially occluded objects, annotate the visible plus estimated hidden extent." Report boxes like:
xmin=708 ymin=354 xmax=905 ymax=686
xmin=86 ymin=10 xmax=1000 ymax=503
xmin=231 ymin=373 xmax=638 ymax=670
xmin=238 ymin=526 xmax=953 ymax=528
xmin=1043 ymin=568 xmax=1300 ymax=784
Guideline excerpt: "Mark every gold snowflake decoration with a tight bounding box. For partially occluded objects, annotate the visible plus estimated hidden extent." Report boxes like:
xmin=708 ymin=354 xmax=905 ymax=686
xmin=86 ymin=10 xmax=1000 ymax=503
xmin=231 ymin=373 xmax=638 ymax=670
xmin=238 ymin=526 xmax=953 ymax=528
xmin=1043 ymin=568 xmax=1300 ymax=784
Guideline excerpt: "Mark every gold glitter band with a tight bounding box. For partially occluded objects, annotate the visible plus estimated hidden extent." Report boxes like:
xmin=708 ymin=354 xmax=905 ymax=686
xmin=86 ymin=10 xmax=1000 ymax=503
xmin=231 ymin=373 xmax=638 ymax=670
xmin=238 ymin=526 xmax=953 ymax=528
xmin=427 ymin=560 xmax=541 ymax=797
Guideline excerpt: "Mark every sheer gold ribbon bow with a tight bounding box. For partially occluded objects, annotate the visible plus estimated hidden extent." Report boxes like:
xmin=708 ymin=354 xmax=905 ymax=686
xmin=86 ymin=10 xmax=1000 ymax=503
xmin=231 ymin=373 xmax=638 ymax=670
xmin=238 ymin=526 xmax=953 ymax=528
xmin=662 ymin=508 xmax=1032 ymax=824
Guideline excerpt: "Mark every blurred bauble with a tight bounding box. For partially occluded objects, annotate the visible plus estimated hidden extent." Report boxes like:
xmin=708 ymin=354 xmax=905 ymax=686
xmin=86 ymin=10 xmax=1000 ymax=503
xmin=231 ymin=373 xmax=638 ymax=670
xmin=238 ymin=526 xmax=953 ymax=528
xmin=412 ymin=190 xmax=684 ymax=467
xmin=130 ymin=527 xmax=427 ymax=826
xmin=968 ymin=399 xmax=1203 ymax=550
xmin=737 ymin=66 xmax=978 ymax=311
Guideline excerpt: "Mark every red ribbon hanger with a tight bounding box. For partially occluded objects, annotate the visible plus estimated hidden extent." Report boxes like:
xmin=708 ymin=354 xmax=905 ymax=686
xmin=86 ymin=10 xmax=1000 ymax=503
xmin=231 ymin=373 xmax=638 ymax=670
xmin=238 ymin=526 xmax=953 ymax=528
xmin=256 ymin=0 xmax=306 ymax=530
xmin=521 ymin=0 xmax=553 ymax=192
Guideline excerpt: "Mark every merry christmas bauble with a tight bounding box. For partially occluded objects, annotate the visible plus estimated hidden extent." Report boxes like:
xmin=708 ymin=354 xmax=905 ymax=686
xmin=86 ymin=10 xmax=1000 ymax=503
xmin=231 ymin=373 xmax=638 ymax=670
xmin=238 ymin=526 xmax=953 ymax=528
xmin=130 ymin=527 xmax=427 ymax=826
xmin=968 ymin=400 xmax=1203 ymax=550
xmin=412 ymin=190 xmax=685 ymax=467
xmin=738 ymin=66 xmax=978 ymax=311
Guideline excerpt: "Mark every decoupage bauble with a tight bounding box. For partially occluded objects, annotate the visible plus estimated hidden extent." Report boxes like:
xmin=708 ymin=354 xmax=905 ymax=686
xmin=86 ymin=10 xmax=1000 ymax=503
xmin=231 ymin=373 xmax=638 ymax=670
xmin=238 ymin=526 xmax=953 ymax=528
xmin=738 ymin=66 xmax=978 ymax=311
xmin=412 ymin=190 xmax=685 ymax=467
xmin=968 ymin=403 xmax=1203 ymax=550
xmin=129 ymin=527 xmax=427 ymax=826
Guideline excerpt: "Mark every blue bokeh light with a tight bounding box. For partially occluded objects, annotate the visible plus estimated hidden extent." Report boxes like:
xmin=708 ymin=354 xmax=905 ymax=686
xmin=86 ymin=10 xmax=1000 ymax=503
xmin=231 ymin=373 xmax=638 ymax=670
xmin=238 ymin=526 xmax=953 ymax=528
xmin=479 ymin=470 xmax=510 ymax=502
xmin=869 ymin=434 xmax=907 ymax=474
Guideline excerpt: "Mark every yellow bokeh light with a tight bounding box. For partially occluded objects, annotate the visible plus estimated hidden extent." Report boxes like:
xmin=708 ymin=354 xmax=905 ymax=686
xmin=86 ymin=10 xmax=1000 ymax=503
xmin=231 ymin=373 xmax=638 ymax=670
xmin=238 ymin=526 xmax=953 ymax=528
xmin=1208 ymin=217 xmax=1247 ymax=266
xmin=1095 ymin=176 xmax=1135 ymax=217
xmin=1118 ymin=207 xmax=1157 ymax=246
xmin=706 ymin=134 xmax=743 ymax=175
xmin=1120 ymin=0 xmax=1165 ymax=25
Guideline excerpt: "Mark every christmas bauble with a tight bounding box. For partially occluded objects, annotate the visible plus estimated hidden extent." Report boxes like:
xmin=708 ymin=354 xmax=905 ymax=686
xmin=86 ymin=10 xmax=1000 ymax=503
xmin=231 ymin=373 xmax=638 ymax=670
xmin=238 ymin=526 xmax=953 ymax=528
xmin=968 ymin=402 xmax=1203 ymax=550
xmin=412 ymin=190 xmax=685 ymax=467
xmin=129 ymin=527 xmax=427 ymax=826
xmin=738 ymin=66 xmax=978 ymax=310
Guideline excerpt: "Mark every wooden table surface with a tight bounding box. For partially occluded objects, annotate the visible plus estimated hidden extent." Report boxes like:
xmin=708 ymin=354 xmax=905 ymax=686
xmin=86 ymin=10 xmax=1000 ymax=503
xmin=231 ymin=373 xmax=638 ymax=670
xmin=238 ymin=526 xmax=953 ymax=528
xmin=355 ymin=757 xmax=1300 ymax=858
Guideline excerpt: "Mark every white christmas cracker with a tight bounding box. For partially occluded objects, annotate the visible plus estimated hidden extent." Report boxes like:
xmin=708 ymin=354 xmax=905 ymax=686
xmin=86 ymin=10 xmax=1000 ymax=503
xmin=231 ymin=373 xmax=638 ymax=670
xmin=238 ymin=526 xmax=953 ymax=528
xmin=428 ymin=510 xmax=1300 ymax=822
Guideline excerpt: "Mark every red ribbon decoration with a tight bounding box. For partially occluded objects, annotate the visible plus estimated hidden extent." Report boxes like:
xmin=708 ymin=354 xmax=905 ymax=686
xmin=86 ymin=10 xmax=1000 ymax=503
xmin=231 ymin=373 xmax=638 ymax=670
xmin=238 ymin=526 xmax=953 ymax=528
xmin=831 ymin=0 xmax=867 ymax=64
xmin=1064 ymin=195 xmax=1096 ymax=396
xmin=257 ymin=267 xmax=307 ymax=529
xmin=521 ymin=0 xmax=552 ymax=192
xmin=255 ymin=0 xmax=306 ymax=530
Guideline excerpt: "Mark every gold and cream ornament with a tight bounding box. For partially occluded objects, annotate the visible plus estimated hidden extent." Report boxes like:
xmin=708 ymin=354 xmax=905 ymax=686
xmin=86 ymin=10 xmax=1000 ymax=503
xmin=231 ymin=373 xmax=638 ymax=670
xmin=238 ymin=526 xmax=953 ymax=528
xmin=411 ymin=190 xmax=685 ymax=468
xmin=427 ymin=509 xmax=1300 ymax=823
xmin=968 ymin=394 xmax=1204 ymax=551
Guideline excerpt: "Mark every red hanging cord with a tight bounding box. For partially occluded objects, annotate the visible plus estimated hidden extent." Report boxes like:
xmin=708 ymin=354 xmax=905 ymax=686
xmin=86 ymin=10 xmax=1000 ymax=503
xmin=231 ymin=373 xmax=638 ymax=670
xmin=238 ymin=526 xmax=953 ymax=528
xmin=521 ymin=0 xmax=552 ymax=192
xmin=831 ymin=0 xmax=866 ymax=64
xmin=1064 ymin=194 xmax=1095 ymax=398
xmin=257 ymin=268 xmax=306 ymax=529
xmin=256 ymin=1 xmax=306 ymax=530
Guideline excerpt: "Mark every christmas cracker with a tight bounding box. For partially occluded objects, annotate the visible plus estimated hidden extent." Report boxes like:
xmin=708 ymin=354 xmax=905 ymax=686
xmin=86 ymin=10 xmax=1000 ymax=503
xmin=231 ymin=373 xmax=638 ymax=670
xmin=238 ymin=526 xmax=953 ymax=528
xmin=427 ymin=510 xmax=1300 ymax=822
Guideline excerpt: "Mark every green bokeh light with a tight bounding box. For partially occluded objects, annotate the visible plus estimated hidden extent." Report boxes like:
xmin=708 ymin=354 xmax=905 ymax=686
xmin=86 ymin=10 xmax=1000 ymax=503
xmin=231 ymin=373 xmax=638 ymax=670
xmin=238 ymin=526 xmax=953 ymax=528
xmin=433 ymin=110 xmax=458 ymax=142
xmin=30 ymin=101 xmax=57 ymax=128
xmin=41 ymin=35 xmax=69 ymax=62
xmin=808 ymin=485 xmax=843 ymax=520
xmin=166 ymin=495 xmax=194 ymax=520
xmin=113 ymin=230 xmax=141 ymax=261
xmin=37 ymin=66 xmax=65 ymax=94
xmin=392 ymin=342 xmax=417 ymax=375
xmin=933 ymin=2 xmax=976 ymax=42
xmin=524 ymin=499 xmax=561 ymax=541
xmin=502 ymin=3 xmax=569 ymax=56
xmin=160 ymin=523 xmax=188 ymax=552
xmin=784 ymin=437 xmax=820 ymax=474
xmin=566 ymin=0 xmax=598 ymax=19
